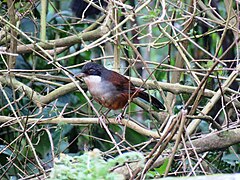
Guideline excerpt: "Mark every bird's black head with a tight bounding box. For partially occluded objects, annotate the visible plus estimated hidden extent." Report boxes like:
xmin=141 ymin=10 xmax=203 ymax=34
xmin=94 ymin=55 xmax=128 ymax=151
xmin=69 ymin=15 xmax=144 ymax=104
xmin=78 ymin=62 xmax=105 ymax=77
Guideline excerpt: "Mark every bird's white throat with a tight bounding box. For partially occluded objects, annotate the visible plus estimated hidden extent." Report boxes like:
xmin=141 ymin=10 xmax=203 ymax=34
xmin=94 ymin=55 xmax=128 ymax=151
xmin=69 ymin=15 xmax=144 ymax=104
xmin=83 ymin=75 xmax=116 ymax=98
xmin=83 ymin=75 xmax=102 ymax=84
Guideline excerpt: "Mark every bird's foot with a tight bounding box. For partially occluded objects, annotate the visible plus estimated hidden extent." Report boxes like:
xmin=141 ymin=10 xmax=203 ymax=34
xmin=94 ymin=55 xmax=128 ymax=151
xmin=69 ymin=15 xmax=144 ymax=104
xmin=115 ymin=105 xmax=128 ymax=124
xmin=115 ymin=113 xmax=124 ymax=124
xmin=98 ymin=115 xmax=108 ymax=127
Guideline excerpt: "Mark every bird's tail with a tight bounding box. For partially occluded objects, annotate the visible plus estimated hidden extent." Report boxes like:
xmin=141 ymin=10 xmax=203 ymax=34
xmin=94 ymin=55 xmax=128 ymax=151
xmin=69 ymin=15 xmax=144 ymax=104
xmin=138 ymin=91 xmax=165 ymax=110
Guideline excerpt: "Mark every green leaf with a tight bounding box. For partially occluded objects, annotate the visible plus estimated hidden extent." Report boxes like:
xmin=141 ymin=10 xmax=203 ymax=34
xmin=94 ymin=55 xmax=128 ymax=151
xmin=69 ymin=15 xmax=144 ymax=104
xmin=154 ymin=158 xmax=169 ymax=175
xmin=0 ymin=145 xmax=14 ymax=157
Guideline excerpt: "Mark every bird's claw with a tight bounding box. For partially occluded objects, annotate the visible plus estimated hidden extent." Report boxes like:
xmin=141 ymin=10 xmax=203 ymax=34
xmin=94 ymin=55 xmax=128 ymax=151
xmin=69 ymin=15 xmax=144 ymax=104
xmin=115 ymin=113 xmax=124 ymax=124
xmin=98 ymin=115 xmax=107 ymax=127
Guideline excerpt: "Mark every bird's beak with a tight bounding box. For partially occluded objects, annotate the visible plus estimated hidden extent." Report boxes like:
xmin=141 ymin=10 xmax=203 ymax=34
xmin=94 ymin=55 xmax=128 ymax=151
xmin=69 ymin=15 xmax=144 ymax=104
xmin=74 ymin=72 xmax=86 ymax=80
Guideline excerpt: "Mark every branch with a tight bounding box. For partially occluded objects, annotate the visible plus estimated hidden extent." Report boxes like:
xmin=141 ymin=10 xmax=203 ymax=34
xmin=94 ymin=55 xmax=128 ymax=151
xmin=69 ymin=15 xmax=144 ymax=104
xmin=186 ymin=128 xmax=240 ymax=153
xmin=187 ymin=61 xmax=240 ymax=135
xmin=1 ymin=75 xmax=239 ymax=110
xmin=6 ymin=0 xmax=17 ymax=69
xmin=0 ymin=25 xmax=109 ymax=54
xmin=20 ymin=73 xmax=217 ymax=97
xmin=0 ymin=75 xmax=42 ymax=107
xmin=130 ymin=77 xmax=215 ymax=98
xmin=0 ymin=116 xmax=160 ymax=138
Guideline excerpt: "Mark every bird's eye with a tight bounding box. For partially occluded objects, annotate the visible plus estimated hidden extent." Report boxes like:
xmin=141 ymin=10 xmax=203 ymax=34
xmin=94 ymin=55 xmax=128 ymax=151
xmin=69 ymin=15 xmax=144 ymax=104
xmin=89 ymin=69 xmax=94 ymax=72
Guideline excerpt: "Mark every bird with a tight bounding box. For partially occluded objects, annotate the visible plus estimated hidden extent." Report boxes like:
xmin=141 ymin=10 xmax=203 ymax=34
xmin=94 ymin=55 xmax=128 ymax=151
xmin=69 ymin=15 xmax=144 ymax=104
xmin=76 ymin=62 xmax=165 ymax=113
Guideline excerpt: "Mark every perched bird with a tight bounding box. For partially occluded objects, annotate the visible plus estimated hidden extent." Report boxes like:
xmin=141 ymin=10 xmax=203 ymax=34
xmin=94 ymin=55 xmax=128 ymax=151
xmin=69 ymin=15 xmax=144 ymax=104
xmin=76 ymin=62 xmax=165 ymax=115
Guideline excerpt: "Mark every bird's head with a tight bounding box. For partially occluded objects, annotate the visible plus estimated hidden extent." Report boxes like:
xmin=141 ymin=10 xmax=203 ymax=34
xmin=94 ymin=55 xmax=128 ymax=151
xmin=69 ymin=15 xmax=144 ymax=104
xmin=76 ymin=62 xmax=104 ymax=78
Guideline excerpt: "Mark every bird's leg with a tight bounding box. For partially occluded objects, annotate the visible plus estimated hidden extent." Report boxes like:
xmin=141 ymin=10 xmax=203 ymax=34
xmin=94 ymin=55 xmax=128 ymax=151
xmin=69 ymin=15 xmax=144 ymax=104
xmin=115 ymin=104 xmax=128 ymax=124
xmin=98 ymin=115 xmax=106 ymax=127
xmin=98 ymin=109 xmax=111 ymax=125
xmin=104 ymin=109 xmax=111 ymax=116
xmin=96 ymin=108 xmax=111 ymax=127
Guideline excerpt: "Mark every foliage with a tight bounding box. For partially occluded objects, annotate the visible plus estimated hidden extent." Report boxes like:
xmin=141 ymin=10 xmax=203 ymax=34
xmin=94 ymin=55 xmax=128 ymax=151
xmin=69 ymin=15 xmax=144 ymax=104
xmin=49 ymin=150 xmax=144 ymax=180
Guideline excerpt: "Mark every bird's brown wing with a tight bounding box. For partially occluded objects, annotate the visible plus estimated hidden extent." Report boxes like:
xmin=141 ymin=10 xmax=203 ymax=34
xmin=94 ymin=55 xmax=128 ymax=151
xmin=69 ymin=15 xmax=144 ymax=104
xmin=102 ymin=69 xmax=136 ymax=93
xmin=102 ymin=69 xmax=165 ymax=110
